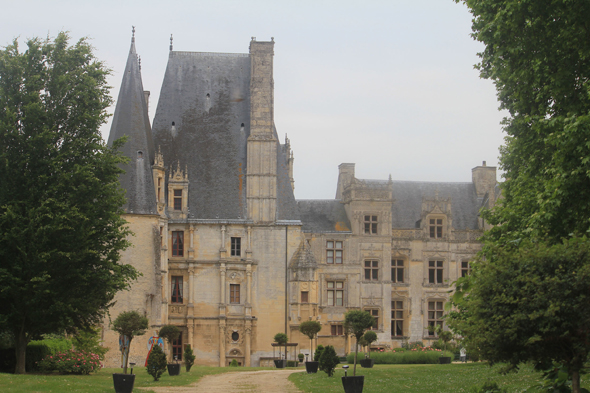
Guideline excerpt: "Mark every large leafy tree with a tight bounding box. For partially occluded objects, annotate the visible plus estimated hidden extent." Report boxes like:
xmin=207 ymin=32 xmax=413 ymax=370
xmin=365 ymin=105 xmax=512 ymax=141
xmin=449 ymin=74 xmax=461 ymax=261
xmin=454 ymin=2 xmax=590 ymax=391
xmin=457 ymin=0 xmax=590 ymax=243
xmin=0 ymin=33 xmax=136 ymax=374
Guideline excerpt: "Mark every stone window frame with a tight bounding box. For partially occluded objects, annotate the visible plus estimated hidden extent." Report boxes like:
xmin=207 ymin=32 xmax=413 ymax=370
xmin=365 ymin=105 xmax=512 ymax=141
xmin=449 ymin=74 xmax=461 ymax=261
xmin=426 ymin=214 xmax=447 ymax=239
xmin=230 ymin=237 xmax=241 ymax=257
xmin=326 ymin=240 xmax=343 ymax=264
xmin=326 ymin=280 xmax=345 ymax=307
xmin=425 ymin=298 xmax=445 ymax=338
xmin=364 ymin=308 xmax=380 ymax=331
xmin=364 ymin=259 xmax=380 ymax=281
xmin=331 ymin=324 xmax=344 ymax=336
xmin=391 ymin=258 xmax=408 ymax=284
xmin=363 ymin=214 xmax=378 ymax=235
xmin=460 ymin=260 xmax=471 ymax=277
xmin=391 ymin=299 xmax=406 ymax=338
xmin=423 ymin=258 xmax=449 ymax=287
xmin=172 ymin=332 xmax=183 ymax=361
xmin=171 ymin=230 xmax=184 ymax=257
xmin=229 ymin=283 xmax=240 ymax=304
xmin=301 ymin=291 xmax=309 ymax=303
xmin=171 ymin=275 xmax=184 ymax=304
xmin=173 ymin=189 xmax=183 ymax=211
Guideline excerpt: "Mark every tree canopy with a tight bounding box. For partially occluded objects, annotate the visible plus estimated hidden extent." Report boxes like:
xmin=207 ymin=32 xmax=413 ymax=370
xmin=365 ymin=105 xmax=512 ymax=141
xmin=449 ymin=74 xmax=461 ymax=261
xmin=457 ymin=0 xmax=590 ymax=243
xmin=344 ymin=310 xmax=375 ymax=376
xmin=112 ymin=311 xmax=148 ymax=374
xmin=0 ymin=32 xmax=136 ymax=374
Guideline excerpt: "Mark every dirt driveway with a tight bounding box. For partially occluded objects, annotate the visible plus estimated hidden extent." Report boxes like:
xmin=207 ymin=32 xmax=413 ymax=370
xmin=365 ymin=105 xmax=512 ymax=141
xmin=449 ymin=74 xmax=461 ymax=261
xmin=142 ymin=369 xmax=304 ymax=393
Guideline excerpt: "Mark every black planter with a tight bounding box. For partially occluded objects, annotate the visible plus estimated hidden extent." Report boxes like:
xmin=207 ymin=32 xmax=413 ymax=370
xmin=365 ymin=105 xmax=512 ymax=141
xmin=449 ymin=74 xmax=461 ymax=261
xmin=113 ymin=373 xmax=135 ymax=393
xmin=305 ymin=361 xmax=319 ymax=373
xmin=167 ymin=363 xmax=181 ymax=375
xmin=439 ymin=356 xmax=452 ymax=364
xmin=274 ymin=359 xmax=287 ymax=368
xmin=342 ymin=375 xmax=364 ymax=393
xmin=360 ymin=358 xmax=374 ymax=368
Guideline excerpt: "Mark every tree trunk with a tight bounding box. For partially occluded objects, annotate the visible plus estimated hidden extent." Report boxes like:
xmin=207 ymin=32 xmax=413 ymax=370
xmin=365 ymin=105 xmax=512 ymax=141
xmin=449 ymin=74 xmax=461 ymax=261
xmin=353 ymin=339 xmax=358 ymax=376
xmin=14 ymin=329 xmax=28 ymax=374
xmin=310 ymin=338 xmax=313 ymax=360
xmin=572 ymin=369 xmax=581 ymax=393
xmin=122 ymin=343 xmax=130 ymax=374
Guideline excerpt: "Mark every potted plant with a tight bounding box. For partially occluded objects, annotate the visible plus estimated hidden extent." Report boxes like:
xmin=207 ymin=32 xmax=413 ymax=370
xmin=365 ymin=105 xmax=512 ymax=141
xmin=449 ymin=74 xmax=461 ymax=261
xmin=146 ymin=344 xmax=167 ymax=381
xmin=183 ymin=344 xmax=195 ymax=372
xmin=428 ymin=324 xmax=453 ymax=364
xmin=360 ymin=331 xmax=377 ymax=368
xmin=158 ymin=324 xmax=181 ymax=375
xmin=298 ymin=353 xmax=304 ymax=365
xmin=342 ymin=310 xmax=375 ymax=393
xmin=299 ymin=320 xmax=322 ymax=374
xmin=112 ymin=311 xmax=148 ymax=393
xmin=319 ymin=345 xmax=340 ymax=376
xmin=273 ymin=333 xmax=288 ymax=368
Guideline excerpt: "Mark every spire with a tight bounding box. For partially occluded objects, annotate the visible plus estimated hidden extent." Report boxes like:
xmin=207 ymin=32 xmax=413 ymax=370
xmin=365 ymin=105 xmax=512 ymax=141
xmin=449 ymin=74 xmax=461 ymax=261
xmin=169 ymin=34 xmax=173 ymax=52
xmin=107 ymin=29 xmax=157 ymax=215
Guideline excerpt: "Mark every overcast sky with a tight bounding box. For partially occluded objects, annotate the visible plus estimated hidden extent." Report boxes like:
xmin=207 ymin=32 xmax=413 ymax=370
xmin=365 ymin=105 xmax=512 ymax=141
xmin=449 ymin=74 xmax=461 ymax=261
xmin=2 ymin=0 xmax=506 ymax=200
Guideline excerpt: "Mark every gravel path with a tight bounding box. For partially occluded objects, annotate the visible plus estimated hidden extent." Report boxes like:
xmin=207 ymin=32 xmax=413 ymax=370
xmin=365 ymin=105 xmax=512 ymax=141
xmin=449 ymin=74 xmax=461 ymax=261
xmin=141 ymin=369 xmax=304 ymax=393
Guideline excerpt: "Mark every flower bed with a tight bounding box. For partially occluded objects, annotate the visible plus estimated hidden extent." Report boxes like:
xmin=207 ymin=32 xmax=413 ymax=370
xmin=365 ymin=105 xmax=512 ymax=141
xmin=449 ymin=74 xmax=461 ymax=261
xmin=38 ymin=349 xmax=101 ymax=374
xmin=346 ymin=347 xmax=453 ymax=365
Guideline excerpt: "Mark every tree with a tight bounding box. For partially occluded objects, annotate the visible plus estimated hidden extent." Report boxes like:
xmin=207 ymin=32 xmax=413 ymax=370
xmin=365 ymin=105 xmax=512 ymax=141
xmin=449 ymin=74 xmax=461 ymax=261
xmin=456 ymin=0 xmax=590 ymax=243
xmin=318 ymin=345 xmax=339 ymax=377
xmin=313 ymin=344 xmax=324 ymax=362
xmin=344 ymin=310 xmax=375 ymax=376
xmin=274 ymin=332 xmax=288 ymax=359
xmin=362 ymin=331 xmax=377 ymax=359
xmin=112 ymin=311 xmax=148 ymax=374
xmin=447 ymin=238 xmax=590 ymax=393
xmin=299 ymin=321 xmax=321 ymax=361
xmin=0 ymin=32 xmax=135 ymax=374
xmin=158 ymin=325 xmax=180 ymax=362
xmin=146 ymin=344 xmax=167 ymax=381
xmin=183 ymin=344 xmax=195 ymax=372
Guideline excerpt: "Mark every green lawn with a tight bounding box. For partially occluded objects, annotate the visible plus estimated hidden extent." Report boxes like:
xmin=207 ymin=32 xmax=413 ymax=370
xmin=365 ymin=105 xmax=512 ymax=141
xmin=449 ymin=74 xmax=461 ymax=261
xmin=0 ymin=363 xmax=587 ymax=393
xmin=289 ymin=363 xmax=590 ymax=393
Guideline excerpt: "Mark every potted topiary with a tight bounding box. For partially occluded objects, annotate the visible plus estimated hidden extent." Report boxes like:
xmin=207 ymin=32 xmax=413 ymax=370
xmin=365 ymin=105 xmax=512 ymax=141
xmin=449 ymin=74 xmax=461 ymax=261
xmin=342 ymin=310 xmax=375 ymax=393
xmin=273 ymin=333 xmax=288 ymax=368
xmin=158 ymin=325 xmax=181 ymax=375
xmin=299 ymin=320 xmax=322 ymax=374
xmin=298 ymin=353 xmax=304 ymax=365
xmin=146 ymin=344 xmax=167 ymax=381
xmin=428 ymin=325 xmax=453 ymax=364
xmin=183 ymin=344 xmax=195 ymax=372
xmin=112 ymin=311 xmax=148 ymax=393
xmin=360 ymin=331 xmax=377 ymax=368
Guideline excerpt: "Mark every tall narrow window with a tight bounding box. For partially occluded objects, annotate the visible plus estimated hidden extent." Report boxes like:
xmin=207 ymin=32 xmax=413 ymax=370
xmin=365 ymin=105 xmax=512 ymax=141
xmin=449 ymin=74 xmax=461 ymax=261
xmin=429 ymin=218 xmax=443 ymax=238
xmin=428 ymin=260 xmax=443 ymax=284
xmin=391 ymin=301 xmax=404 ymax=337
xmin=157 ymin=178 xmax=162 ymax=202
xmin=326 ymin=241 xmax=343 ymax=264
xmin=391 ymin=259 xmax=404 ymax=283
xmin=364 ymin=215 xmax=378 ymax=235
xmin=366 ymin=309 xmax=379 ymax=330
xmin=172 ymin=231 xmax=184 ymax=257
xmin=301 ymin=291 xmax=309 ymax=303
xmin=231 ymin=237 xmax=241 ymax=257
xmin=172 ymin=334 xmax=182 ymax=361
xmin=230 ymin=284 xmax=240 ymax=304
xmin=327 ymin=281 xmax=343 ymax=306
xmin=174 ymin=189 xmax=182 ymax=210
xmin=364 ymin=260 xmax=379 ymax=281
xmin=171 ymin=276 xmax=183 ymax=303
xmin=461 ymin=261 xmax=471 ymax=277
xmin=428 ymin=301 xmax=444 ymax=336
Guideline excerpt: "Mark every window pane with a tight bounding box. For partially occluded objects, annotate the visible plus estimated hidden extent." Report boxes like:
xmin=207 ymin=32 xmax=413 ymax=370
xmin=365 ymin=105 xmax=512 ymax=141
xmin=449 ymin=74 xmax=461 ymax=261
xmin=429 ymin=269 xmax=435 ymax=283
xmin=365 ymin=269 xmax=371 ymax=280
xmin=336 ymin=291 xmax=343 ymax=306
xmin=327 ymin=241 xmax=333 ymax=248
xmin=372 ymin=269 xmax=378 ymax=280
xmin=336 ymin=282 xmax=343 ymax=289
xmin=437 ymin=268 xmax=443 ymax=283
xmin=328 ymin=291 xmax=334 ymax=305
xmin=397 ymin=301 xmax=403 ymax=309
xmin=328 ymin=281 xmax=334 ymax=289
xmin=336 ymin=241 xmax=342 ymax=248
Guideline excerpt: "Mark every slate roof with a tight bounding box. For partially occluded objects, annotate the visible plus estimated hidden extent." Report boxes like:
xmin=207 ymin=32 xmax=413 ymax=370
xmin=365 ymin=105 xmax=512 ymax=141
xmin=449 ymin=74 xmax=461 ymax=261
xmin=296 ymin=200 xmax=351 ymax=233
xmin=152 ymin=50 xmax=299 ymax=220
xmin=391 ymin=180 xmax=481 ymax=230
xmin=107 ymin=37 xmax=157 ymax=215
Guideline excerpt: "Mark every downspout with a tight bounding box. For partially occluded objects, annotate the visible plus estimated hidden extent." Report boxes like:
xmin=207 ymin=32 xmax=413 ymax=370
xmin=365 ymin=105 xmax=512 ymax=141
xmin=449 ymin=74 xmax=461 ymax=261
xmin=285 ymin=225 xmax=289 ymax=360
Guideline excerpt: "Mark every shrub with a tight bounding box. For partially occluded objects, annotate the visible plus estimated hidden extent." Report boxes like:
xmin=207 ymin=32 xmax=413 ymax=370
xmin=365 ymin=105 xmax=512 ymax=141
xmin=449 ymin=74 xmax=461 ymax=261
xmin=229 ymin=359 xmax=239 ymax=367
xmin=314 ymin=345 xmax=325 ymax=361
xmin=287 ymin=360 xmax=298 ymax=367
xmin=37 ymin=349 xmax=100 ymax=374
xmin=469 ymin=381 xmax=507 ymax=393
xmin=27 ymin=337 xmax=72 ymax=372
xmin=346 ymin=348 xmax=453 ymax=364
xmin=73 ymin=327 xmax=108 ymax=361
xmin=183 ymin=344 xmax=195 ymax=372
xmin=146 ymin=344 xmax=167 ymax=381
xmin=319 ymin=345 xmax=339 ymax=377
xmin=298 ymin=353 xmax=304 ymax=362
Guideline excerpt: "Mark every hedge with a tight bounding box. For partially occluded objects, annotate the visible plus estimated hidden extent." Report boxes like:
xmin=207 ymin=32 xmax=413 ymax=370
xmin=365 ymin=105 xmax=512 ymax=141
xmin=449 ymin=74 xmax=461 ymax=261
xmin=346 ymin=349 xmax=453 ymax=365
xmin=0 ymin=337 xmax=72 ymax=372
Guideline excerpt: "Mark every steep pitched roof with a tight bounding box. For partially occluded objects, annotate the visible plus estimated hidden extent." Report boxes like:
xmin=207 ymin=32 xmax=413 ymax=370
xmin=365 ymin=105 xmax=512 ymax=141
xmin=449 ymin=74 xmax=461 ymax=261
xmin=152 ymin=50 xmax=300 ymax=221
xmin=107 ymin=36 xmax=157 ymax=215
xmin=390 ymin=180 xmax=481 ymax=230
xmin=296 ymin=200 xmax=351 ymax=233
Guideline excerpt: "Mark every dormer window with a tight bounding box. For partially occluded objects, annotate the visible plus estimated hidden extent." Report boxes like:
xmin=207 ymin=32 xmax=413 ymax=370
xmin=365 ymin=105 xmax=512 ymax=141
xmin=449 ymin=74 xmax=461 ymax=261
xmin=429 ymin=218 xmax=443 ymax=238
xmin=364 ymin=215 xmax=378 ymax=235
xmin=173 ymin=189 xmax=182 ymax=210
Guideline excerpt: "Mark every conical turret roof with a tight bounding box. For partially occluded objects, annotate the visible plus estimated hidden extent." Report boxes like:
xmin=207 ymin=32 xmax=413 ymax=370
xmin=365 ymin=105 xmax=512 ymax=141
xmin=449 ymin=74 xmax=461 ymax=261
xmin=107 ymin=32 xmax=157 ymax=215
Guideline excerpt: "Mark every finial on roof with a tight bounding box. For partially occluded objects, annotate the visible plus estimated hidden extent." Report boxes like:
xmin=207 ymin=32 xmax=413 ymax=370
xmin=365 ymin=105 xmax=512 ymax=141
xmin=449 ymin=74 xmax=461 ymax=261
xmin=251 ymin=37 xmax=256 ymax=41
xmin=271 ymin=37 xmax=274 ymax=42
xmin=388 ymin=174 xmax=392 ymax=183
xmin=169 ymin=34 xmax=173 ymax=51
xmin=132 ymin=26 xmax=135 ymax=43
xmin=138 ymin=55 xmax=141 ymax=71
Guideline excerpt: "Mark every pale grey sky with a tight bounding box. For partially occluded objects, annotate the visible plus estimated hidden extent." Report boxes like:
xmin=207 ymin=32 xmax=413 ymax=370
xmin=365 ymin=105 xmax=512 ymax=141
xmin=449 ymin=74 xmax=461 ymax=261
xmin=2 ymin=0 xmax=505 ymax=199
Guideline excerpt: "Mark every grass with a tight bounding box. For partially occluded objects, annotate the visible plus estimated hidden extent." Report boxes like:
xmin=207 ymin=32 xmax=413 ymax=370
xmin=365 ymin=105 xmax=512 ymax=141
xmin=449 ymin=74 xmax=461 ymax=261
xmin=0 ymin=365 xmax=272 ymax=393
xmin=1 ymin=362 xmax=588 ymax=392
xmin=289 ymin=362 xmax=590 ymax=393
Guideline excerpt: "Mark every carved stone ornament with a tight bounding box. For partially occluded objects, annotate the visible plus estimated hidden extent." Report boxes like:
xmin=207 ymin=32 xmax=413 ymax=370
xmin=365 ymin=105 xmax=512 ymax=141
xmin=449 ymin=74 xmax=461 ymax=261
xmin=226 ymin=328 xmax=244 ymax=344
xmin=227 ymin=271 xmax=243 ymax=280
